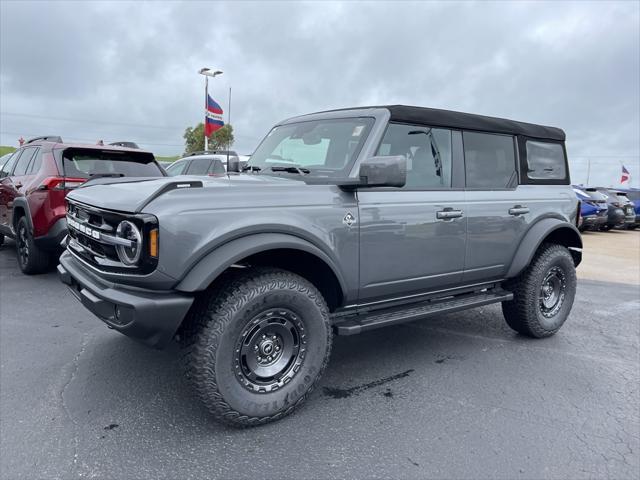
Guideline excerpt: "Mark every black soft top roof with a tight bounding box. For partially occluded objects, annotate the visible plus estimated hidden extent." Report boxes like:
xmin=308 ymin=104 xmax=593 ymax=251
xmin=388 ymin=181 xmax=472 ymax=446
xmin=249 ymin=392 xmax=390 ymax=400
xmin=313 ymin=105 xmax=565 ymax=141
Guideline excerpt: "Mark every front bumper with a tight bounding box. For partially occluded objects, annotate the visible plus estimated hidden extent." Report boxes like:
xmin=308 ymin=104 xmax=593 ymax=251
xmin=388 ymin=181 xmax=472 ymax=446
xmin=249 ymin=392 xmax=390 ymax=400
xmin=58 ymin=251 xmax=194 ymax=348
xmin=582 ymin=215 xmax=607 ymax=226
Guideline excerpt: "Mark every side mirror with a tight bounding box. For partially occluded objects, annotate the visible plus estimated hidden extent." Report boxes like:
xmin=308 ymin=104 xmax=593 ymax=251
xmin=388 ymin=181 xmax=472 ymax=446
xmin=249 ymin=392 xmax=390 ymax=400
xmin=358 ymin=155 xmax=406 ymax=188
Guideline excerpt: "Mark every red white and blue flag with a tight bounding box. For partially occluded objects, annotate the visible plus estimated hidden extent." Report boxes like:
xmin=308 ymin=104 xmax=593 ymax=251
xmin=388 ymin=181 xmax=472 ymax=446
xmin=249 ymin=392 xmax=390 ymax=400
xmin=205 ymin=95 xmax=224 ymax=136
xmin=620 ymin=165 xmax=630 ymax=184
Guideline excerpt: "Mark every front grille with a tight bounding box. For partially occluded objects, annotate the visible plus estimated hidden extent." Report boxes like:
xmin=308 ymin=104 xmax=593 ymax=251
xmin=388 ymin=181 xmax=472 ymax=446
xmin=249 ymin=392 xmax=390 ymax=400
xmin=66 ymin=200 xmax=158 ymax=274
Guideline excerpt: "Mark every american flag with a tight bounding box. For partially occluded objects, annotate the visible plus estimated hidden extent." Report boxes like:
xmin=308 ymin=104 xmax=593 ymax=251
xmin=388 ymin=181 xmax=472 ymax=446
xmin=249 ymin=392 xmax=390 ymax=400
xmin=620 ymin=165 xmax=630 ymax=184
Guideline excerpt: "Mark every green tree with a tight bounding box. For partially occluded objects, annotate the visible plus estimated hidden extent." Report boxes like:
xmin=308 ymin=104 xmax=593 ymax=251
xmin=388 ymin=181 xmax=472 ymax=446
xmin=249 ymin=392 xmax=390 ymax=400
xmin=183 ymin=123 xmax=235 ymax=155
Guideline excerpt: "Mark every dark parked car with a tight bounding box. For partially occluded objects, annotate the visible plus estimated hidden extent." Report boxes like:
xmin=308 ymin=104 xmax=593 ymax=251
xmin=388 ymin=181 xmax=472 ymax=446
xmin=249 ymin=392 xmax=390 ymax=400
xmin=0 ymin=136 xmax=165 ymax=274
xmin=595 ymin=188 xmax=635 ymax=230
xmin=59 ymin=105 xmax=581 ymax=426
xmin=165 ymin=152 xmax=229 ymax=176
xmin=573 ymin=186 xmax=607 ymax=231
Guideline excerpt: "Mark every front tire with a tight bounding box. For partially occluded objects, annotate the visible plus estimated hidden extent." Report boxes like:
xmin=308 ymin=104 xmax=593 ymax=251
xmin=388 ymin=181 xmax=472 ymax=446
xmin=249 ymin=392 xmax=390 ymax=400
xmin=502 ymin=243 xmax=577 ymax=338
xmin=183 ymin=268 xmax=332 ymax=427
xmin=15 ymin=217 xmax=50 ymax=274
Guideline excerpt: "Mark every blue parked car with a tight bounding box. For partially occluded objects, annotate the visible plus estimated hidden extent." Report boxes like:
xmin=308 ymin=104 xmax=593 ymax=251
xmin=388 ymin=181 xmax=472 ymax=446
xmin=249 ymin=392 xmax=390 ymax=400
xmin=573 ymin=186 xmax=608 ymax=231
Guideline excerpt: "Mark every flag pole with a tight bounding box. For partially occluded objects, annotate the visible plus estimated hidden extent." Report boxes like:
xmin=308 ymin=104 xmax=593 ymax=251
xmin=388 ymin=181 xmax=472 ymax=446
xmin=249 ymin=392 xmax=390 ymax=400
xmin=204 ymin=75 xmax=209 ymax=152
xmin=226 ymin=87 xmax=232 ymax=170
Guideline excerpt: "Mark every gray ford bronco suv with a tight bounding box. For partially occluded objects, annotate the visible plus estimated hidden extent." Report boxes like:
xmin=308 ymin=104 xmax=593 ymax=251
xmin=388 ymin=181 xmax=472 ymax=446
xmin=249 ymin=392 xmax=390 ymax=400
xmin=58 ymin=105 xmax=582 ymax=426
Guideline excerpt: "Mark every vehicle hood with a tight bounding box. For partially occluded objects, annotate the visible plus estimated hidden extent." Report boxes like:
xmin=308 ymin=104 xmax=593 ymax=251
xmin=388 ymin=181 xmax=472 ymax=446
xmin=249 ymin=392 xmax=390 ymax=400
xmin=65 ymin=174 xmax=334 ymax=213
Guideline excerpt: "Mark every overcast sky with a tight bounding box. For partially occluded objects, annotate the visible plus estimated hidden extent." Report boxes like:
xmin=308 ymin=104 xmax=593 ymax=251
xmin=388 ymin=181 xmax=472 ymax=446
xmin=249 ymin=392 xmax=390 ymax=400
xmin=1 ymin=0 xmax=639 ymax=187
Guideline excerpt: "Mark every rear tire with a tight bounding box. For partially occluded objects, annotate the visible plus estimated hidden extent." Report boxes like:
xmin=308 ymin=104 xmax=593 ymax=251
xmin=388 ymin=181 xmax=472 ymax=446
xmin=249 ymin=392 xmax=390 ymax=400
xmin=182 ymin=268 xmax=332 ymax=427
xmin=16 ymin=217 xmax=50 ymax=274
xmin=502 ymin=243 xmax=577 ymax=338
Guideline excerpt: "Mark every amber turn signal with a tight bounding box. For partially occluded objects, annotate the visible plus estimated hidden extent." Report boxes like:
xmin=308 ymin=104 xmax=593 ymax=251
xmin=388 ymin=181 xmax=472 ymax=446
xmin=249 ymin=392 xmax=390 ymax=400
xmin=149 ymin=228 xmax=159 ymax=258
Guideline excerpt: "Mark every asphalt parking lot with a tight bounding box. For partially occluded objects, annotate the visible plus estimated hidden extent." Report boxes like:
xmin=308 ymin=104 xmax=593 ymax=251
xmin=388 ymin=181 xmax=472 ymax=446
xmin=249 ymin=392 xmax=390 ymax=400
xmin=1 ymin=232 xmax=639 ymax=480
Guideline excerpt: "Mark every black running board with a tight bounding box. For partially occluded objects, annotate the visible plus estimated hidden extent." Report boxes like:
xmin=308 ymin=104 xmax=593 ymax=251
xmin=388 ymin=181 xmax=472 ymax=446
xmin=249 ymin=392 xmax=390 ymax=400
xmin=333 ymin=289 xmax=513 ymax=335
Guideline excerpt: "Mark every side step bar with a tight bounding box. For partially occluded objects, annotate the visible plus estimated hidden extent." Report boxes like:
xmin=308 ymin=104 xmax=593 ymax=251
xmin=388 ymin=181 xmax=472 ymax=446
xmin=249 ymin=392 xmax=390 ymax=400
xmin=333 ymin=289 xmax=513 ymax=335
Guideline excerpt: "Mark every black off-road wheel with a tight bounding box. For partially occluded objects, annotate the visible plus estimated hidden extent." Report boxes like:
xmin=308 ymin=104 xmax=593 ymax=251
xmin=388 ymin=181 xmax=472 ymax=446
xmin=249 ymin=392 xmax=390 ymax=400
xmin=16 ymin=217 xmax=50 ymax=275
xmin=182 ymin=268 xmax=332 ymax=427
xmin=502 ymin=243 xmax=577 ymax=338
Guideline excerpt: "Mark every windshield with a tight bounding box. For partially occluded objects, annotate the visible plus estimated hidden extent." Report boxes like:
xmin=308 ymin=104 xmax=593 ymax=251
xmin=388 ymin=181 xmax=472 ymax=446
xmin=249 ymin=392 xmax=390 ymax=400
xmin=60 ymin=148 xmax=164 ymax=178
xmin=247 ymin=118 xmax=375 ymax=176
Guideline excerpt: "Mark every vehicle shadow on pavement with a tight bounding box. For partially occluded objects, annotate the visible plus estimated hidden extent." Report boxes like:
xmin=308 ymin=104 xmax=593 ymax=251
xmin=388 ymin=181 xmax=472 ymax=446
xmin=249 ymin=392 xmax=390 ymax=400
xmin=66 ymin=309 xmax=526 ymax=432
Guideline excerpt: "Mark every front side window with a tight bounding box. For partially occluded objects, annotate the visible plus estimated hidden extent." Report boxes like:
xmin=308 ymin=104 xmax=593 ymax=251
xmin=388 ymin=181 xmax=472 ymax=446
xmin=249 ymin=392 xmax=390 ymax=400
xmin=526 ymin=141 xmax=566 ymax=180
xmin=248 ymin=118 xmax=374 ymax=177
xmin=463 ymin=132 xmax=516 ymax=188
xmin=377 ymin=123 xmax=452 ymax=189
xmin=166 ymin=160 xmax=188 ymax=176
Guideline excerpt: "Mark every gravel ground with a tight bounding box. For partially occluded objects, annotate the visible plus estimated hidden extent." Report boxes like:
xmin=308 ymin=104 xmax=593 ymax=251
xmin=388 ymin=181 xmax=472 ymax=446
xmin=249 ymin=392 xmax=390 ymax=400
xmin=0 ymin=236 xmax=638 ymax=480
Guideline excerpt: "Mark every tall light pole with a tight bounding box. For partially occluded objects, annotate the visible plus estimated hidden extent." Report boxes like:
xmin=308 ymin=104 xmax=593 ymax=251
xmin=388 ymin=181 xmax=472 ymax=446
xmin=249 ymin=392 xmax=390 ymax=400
xmin=198 ymin=68 xmax=223 ymax=151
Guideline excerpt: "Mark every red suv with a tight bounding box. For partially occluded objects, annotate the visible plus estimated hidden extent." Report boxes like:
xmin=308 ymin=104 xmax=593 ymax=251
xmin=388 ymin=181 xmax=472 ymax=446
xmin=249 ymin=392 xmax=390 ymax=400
xmin=0 ymin=136 xmax=165 ymax=274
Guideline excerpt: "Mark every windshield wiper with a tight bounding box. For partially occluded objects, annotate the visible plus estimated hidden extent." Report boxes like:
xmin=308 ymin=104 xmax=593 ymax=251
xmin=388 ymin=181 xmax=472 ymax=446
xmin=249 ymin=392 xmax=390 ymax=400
xmin=266 ymin=166 xmax=310 ymax=174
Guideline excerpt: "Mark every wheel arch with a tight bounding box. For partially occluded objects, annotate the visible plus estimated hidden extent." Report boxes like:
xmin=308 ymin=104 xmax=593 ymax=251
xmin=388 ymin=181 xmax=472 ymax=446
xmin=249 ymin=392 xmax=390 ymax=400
xmin=11 ymin=197 xmax=33 ymax=233
xmin=175 ymin=233 xmax=347 ymax=311
xmin=506 ymin=218 xmax=582 ymax=279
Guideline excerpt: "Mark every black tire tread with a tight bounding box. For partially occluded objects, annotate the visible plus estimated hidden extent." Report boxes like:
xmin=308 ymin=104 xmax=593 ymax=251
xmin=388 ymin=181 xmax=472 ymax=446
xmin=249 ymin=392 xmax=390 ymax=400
xmin=182 ymin=267 xmax=332 ymax=427
xmin=16 ymin=217 xmax=50 ymax=274
xmin=502 ymin=243 xmax=576 ymax=338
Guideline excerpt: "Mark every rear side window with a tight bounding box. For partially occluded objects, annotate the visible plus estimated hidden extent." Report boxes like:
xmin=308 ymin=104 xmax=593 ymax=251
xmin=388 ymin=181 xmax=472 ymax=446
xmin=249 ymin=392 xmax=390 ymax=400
xmin=60 ymin=148 xmax=163 ymax=178
xmin=209 ymin=159 xmax=226 ymax=175
xmin=525 ymin=141 xmax=566 ymax=180
xmin=186 ymin=158 xmax=212 ymax=175
xmin=0 ymin=152 xmax=19 ymax=177
xmin=26 ymin=149 xmax=43 ymax=174
xmin=12 ymin=148 xmax=38 ymax=176
xmin=463 ymin=132 xmax=516 ymax=188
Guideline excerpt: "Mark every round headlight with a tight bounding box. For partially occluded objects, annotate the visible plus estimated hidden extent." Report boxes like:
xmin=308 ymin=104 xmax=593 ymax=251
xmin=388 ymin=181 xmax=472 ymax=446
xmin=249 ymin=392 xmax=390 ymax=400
xmin=115 ymin=220 xmax=142 ymax=266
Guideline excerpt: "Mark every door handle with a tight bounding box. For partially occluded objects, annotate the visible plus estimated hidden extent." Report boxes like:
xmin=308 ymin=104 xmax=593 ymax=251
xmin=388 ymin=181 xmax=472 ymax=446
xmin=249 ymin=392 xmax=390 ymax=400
xmin=509 ymin=205 xmax=530 ymax=216
xmin=436 ymin=209 xmax=463 ymax=220
xmin=14 ymin=182 xmax=22 ymax=189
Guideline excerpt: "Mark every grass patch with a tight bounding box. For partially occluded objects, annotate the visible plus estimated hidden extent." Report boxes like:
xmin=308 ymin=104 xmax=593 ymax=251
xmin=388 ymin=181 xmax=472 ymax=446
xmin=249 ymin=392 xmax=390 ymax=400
xmin=0 ymin=146 xmax=16 ymax=156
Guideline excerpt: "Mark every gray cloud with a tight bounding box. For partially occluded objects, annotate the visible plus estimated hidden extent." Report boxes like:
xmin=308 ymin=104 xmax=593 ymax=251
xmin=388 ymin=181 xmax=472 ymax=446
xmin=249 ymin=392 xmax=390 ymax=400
xmin=1 ymin=0 xmax=638 ymax=186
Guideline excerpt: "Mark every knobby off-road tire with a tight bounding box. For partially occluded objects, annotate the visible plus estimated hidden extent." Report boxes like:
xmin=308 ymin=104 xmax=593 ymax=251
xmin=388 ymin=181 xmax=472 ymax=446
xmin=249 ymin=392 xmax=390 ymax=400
xmin=182 ymin=268 xmax=332 ymax=427
xmin=16 ymin=217 xmax=50 ymax=274
xmin=502 ymin=243 xmax=577 ymax=338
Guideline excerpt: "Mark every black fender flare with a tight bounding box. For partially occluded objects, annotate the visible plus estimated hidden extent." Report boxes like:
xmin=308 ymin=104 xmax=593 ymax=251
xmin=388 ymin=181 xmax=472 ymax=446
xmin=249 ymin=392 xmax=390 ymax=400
xmin=175 ymin=232 xmax=348 ymax=295
xmin=506 ymin=218 xmax=582 ymax=278
xmin=10 ymin=197 xmax=33 ymax=233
